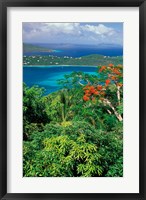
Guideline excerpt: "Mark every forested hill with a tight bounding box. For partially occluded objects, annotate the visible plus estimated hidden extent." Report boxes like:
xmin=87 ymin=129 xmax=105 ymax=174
xmin=23 ymin=43 xmax=53 ymax=53
xmin=23 ymin=54 xmax=123 ymax=66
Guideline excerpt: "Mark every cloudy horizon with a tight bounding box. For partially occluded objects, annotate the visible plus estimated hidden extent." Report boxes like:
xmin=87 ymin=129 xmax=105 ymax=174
xmin=23 ymin=22 xmax=123 ymax=46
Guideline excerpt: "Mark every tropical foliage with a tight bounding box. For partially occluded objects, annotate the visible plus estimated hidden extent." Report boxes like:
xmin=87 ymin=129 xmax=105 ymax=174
xmin=23 ymin=64 xmax=123 ymax=177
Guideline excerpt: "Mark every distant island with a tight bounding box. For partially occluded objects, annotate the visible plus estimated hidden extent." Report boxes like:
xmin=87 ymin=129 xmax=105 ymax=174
xmin=23 ymin=43 xmax=54 ymax=53
xmin=23 ymin=54 xmax=123 ymax=66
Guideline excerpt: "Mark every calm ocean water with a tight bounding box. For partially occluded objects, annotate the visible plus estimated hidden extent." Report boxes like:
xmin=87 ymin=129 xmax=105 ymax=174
xmin=23 ymin=66 xmax=97 ymax=95
xmin=24 ymin=48 xmax=122 ymax=57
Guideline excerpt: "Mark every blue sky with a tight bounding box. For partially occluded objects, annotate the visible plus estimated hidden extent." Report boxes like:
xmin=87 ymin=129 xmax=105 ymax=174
xmin=23 ymin=22 xmax=123 ymax=46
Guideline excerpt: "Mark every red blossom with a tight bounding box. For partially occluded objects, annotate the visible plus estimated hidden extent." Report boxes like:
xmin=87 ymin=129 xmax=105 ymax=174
xmin=111 ymin=76 xmax=117 ymax=81
xmin=85 ymin=90 xmax=90 ymax=94
xmin=83 ymin=95 xmax=90 ymax=101
xmin=94 ymin=91 xmax=99 ymax=95
xmin=97 ymin=85 xmax=102 ymax=90
xmin=99 ymin=66 xmax=106 ymax=72
xmin=112 ymin=68 xmax=121 ymax=75
xmin=109 ymin=63 xmax=114 ymax=67
xmin=89 ymin=86 xmax=96 ymax=94
xmin=105 ymin=79 xmax=110 ymax=86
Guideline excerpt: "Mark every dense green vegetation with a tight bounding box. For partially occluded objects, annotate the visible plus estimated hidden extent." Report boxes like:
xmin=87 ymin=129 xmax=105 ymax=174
xmin=23 ymin=54 xmax=123 ymax=66
xmin=23 ymin=64 xmax=123 ymax=177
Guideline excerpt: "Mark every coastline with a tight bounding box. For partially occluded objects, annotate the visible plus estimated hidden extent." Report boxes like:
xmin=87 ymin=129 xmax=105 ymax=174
xmin=23 ymin=65 xmax=98 ymax=67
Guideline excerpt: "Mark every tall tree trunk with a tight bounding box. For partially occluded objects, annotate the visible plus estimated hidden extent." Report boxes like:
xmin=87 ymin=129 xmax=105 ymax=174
xmin=103 ymin=98 xmax=123 ymax=122
xmin=117 ymin=85 xmax=121 ymax=106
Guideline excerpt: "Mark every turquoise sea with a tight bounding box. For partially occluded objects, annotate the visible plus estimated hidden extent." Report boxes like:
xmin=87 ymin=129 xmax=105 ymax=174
xmin=23 ymin=66 xmax=97 ymax=95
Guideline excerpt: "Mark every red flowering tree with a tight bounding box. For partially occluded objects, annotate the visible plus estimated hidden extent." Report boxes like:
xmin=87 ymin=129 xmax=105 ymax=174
xmin=83 ymin=64 xmax=123 ymax=122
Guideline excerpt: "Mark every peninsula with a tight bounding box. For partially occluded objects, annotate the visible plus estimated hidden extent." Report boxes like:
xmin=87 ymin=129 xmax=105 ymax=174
xmin=23 ymin=54 xmax=123 ymax=66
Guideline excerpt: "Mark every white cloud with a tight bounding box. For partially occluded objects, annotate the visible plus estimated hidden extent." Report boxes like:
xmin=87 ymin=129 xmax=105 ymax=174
xmin=82 ymin=24 xmax=114 ymax=35
xmin=41 ymin=23 xmax=81 ymax=35
xmin=40 ymin=23 xmax=116 ymax=36
xmin=23 ymin=22 xmax=123 ymax=45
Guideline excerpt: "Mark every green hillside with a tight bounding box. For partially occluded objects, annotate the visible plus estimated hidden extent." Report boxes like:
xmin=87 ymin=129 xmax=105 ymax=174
xmin=23 ymin=43 xmax=53 ymax=53
xmin=23 ymin=54 xmax=123 ymax=66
